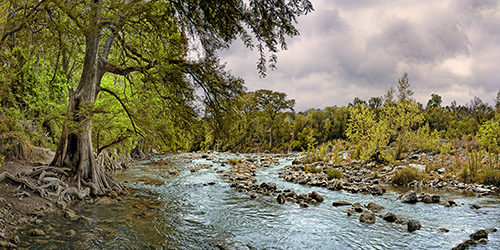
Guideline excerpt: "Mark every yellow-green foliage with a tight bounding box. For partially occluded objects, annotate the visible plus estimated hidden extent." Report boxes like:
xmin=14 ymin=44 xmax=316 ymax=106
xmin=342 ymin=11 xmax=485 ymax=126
xmin=331 ymin=140 xmax=344 ymax=165
xmin=461 ymin=150 xmax=479 ymax=183
xmin=305 ymin=164 xmax=322 ymax=174
xmin=392 ymin=167 xmax=425 ymax=185
xmin=303 ymin=142 xmax=330 ymax=163
xmin=346 ymin=100 xmax=427 ymax=163
xmin=0 ymin=154 xmax=4 ymax=168
xmin=228 ymin=158 xmax=242 ymax=165
xmin=326 ymin=168 xmax=343 ymax=179
xmin=479 ymin=168 xmax=500 ymax=186
xmin=477 ymin=113 xmax=500 ymax=164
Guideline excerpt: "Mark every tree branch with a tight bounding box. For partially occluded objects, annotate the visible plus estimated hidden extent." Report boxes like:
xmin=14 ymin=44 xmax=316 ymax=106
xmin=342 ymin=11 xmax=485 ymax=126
xmin=97 ymin=133 xmax=131 ymax=155
xmin=98 ymin=87 xmax=142 ymax=138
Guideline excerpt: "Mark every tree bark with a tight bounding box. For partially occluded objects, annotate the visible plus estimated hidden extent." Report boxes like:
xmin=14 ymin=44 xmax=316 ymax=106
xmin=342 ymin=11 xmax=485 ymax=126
xmin=50 ymin=0 xmax=121 ymax=195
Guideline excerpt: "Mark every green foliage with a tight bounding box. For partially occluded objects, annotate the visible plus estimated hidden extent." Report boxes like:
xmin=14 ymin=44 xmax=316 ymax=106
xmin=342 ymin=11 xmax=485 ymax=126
xmin=326 ymin=168 xmax=343 ymax=180
xmin=479 ymin=168 xmax=500 ymax=186
xmin=0 ymin=154 xmax=4 ymax=168
xmin=303 ymin=142 xmax=330 ymax=163
xmin=228 ymin=158 xmax=242 ymax=166
xmin=304 ymin=164 xmax=322 ymax=174
xmin=461 ymin=150 xmax=479 ymax=183
xmin=477 ymin=113 xmax=500 ymax=164
xmin=392 ymin=167 xmax=425 ymax=185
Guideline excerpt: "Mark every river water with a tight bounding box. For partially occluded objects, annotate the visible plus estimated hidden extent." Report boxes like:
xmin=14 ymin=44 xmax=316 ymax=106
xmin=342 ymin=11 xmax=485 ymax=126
xmin=19 ymin=153 xmax=500 ymax=249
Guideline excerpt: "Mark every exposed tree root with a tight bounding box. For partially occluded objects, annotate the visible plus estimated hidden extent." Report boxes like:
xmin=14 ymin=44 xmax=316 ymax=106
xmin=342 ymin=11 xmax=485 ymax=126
xmin=0 ymin=172 xmax=36 ymax=190
xmin=1 ymin=165 xmax=99 ymax=202
xmin=97 ymin=150 xmax=122 ymax=171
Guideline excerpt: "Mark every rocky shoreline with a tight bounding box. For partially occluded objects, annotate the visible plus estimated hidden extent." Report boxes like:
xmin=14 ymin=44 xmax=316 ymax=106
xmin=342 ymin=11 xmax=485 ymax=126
xmin=205 ymin=151 xmax=499 ymax=249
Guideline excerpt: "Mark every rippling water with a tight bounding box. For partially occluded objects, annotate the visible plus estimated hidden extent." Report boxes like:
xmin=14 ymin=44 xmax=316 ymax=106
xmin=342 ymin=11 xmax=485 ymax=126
xmin=19 ymin=153 xmax=500 ymax=249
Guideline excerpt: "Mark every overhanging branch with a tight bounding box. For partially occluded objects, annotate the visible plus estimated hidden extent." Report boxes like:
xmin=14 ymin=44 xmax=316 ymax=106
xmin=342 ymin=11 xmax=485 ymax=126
xmin=98 ymin=87 xmax=143 ymax=138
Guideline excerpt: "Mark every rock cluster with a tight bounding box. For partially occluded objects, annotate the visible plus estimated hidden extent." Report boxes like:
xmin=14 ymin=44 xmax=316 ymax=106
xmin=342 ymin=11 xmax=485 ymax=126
xmin=397 ymin=190 xmax=440 ymax=204
xmin=280 ymin=164 xmax=387 ymax=196
xmin=452 ymin=228 xmax=497 ymax=249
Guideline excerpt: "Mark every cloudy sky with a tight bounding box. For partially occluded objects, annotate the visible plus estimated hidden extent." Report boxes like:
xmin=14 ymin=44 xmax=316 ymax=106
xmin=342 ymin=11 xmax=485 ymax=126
xmin=218 ymin=0 xmax=500 ymax=111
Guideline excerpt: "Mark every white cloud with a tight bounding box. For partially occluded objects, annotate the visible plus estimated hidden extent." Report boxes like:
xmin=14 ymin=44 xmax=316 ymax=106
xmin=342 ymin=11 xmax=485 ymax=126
xmin=218 ymin=0 xmax=500 ymax=111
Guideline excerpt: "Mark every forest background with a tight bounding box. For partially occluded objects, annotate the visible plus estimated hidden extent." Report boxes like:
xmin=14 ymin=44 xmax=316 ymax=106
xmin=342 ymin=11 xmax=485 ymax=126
xmin=1 ymin=1 xmax=500 ymax=187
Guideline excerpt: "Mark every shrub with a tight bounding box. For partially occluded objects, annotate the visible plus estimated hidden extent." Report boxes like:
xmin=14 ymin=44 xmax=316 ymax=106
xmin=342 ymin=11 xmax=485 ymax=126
xmin=392 ymin=167 xmax=425 ymax=185
xmin=228 ymin=158 xmax=242 ymax=166
xmin=303 ymin=142 xmax=330 ymax=164
xmin=326 ymin=168 xmax=343 ymax=179
xmin=461 ymin=150 xmax=479 ymax=183
xmin=305 ymin=164 xmax=322 ymax=174
xmin=479 ymin=168 xmax=500 ymax=186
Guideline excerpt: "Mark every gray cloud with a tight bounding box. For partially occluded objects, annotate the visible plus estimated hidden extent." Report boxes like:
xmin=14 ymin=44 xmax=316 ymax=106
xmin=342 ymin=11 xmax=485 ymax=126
xmin=218 ymin=0 xmax=500 ymax=111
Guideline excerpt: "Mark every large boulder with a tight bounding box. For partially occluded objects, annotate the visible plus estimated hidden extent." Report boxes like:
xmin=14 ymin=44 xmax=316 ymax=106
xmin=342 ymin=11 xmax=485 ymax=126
xmin=398 ymin=190 xmax=418 ymax=204
xmin=359 ymin=210 xmax=376 ymax=224
xmin=407 ymin=219 xmax=421 ymax=232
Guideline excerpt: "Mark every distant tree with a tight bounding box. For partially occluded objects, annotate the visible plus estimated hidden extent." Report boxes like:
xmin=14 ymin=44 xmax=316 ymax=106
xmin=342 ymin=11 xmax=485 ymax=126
xmin=384 ymin=86 xmax=396 ymax=106
xmin=397 ymin=72 xmax=413 ymax=102
xmin=368 ymin=97 xmax=382 ymax=109
xmin=426 ymin=94 xmax=442 ymax=109
xmin=350 ymin=97 xmax=367 ymax=106
xmin=254 ymin=89 xmax=295 ymax=149
xmin=495 ymin=90 xmax=500 ymax=111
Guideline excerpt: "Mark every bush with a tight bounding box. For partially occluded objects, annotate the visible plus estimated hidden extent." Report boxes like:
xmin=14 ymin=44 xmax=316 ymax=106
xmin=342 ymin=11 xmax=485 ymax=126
xmin=305 ymin=164 xmax=322 ymax=174
xmin=479 ymin=168 xmax=500 ymax=186
xmin=461 ymin=150 xmax=479 ymax=183
xmin=392 ymin=167 xmax=425 ymax=185
xmin=228 ymin=158 xmax=242 ymax=166
xmin=326 ymin=168 xmax=343 ymax=179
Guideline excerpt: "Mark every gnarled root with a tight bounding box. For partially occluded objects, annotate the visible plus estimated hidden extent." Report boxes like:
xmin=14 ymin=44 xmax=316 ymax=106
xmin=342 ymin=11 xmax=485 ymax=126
xmin=0 ymin=172 xmax=36 ymax=190
xmin=97 ymin=151 xmax=122 ymax=172
xmin=58 ymin=187 xmax=90 ymax=203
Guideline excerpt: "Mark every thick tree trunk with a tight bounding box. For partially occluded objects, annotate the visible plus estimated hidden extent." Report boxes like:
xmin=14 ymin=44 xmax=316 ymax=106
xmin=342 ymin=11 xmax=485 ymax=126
xmin=50 ymin=1 xmax=121 ymax=195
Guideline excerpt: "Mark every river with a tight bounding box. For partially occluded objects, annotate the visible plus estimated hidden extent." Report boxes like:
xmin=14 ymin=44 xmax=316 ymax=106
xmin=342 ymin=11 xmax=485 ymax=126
xmin=18 ymin=152 xmax=500 ymax=249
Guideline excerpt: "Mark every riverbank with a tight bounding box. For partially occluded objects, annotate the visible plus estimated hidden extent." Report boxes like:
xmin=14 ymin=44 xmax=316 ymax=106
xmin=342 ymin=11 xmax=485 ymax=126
xmin=0 ymin=148 xmax=132 ymax=249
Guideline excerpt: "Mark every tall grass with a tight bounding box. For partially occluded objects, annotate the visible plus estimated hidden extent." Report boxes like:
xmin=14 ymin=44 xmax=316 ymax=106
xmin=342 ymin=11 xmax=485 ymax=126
xmin=392 ymin=167 xmax=425 ymax=185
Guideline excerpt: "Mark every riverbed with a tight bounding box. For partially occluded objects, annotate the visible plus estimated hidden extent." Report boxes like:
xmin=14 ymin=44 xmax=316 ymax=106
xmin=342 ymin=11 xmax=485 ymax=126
xmin=18 ymin=153 xmax=500 ymax=249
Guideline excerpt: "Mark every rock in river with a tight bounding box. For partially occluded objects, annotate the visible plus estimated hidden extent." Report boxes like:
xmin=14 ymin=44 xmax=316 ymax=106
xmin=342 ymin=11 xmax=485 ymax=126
xmin=470 ymin=229 xmax=489 ymax=240
xmin=28 ymin=228 xmax=45 ymax=236
xmin=383 ymin=212 xmax=397 ymax=223
xmin=407 ymin=219 xmax=421 ymax=232
xmin=359 ymin=210 xmax=376 ymax=224
xmin=309 ymin=191 xmax=324 ymax=203
xmin=367 ymin=202 xmax=385 ymax=212
xmin=370 ymin=185 xmax=384 ymax=196
xmin=332 ymin=201 xmax=352 ymax=207
xmin=398 ymin=190 xmax=417 ymax=204
xmin=277 ymin=194 xmax=285 ymax=204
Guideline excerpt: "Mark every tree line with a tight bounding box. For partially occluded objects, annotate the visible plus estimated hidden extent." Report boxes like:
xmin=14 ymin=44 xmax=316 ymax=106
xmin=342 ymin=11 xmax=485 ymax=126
xmin=1 ymin=1 xmax=499 ymax=191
